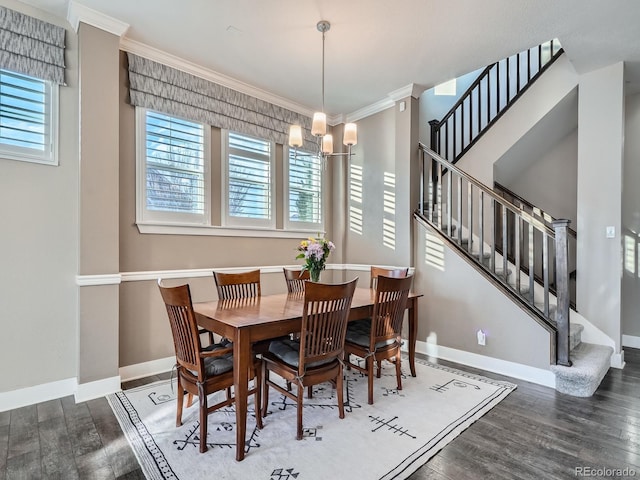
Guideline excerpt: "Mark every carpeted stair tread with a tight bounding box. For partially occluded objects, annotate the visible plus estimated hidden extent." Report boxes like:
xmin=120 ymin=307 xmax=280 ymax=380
xmin=550 ymin=342 xmax=612 ymax=397
xmin=569 ymin=323 xmax=584 ymax=351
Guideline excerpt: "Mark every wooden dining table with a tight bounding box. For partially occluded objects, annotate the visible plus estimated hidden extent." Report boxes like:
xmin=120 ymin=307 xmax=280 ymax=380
xmin=193 ymin=287 xmax=422 ymax=461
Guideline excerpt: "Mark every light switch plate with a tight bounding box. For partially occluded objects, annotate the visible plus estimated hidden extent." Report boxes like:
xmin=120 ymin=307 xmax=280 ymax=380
xmin=606 ymin=226 xmax=615 ymax=238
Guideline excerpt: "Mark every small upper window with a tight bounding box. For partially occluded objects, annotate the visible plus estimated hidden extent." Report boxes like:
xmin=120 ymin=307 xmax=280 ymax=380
xmin=0 ymin=69 xmax=57 ymax=165
xmin=434 ymin=78 xmax=457 ymax=96
xmin=136 ymin=108 xmax=210 ymax=225
xmin=285 ymin=148 xmax=323 ymax=230
xmin=223 ymin=131 xmax=275 ymax=228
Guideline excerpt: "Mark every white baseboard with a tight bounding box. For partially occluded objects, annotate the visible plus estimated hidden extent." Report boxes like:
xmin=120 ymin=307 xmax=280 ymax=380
xmin=119 ymin=356 xmax=175 ymax=382
xmin=610 ymin=352 xmax=626 ymax=369
xmin=75 ymin=375 xmax=121 ymax=403
xmin=0 ymin=377 xmax=77 ymax=413
xmin=412 ymin=340 xmax=556 ymax=389
xmin=622 ymin=334 xmax=640 ymax=349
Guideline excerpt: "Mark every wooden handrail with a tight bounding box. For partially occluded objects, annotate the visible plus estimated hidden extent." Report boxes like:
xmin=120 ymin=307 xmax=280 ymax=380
xmin=430 ymin=40 xmax=564 ymax=165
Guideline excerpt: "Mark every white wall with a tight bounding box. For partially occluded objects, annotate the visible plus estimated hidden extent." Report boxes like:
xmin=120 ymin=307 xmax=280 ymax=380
xmin=0 ymin=1 xmax=79 ymax=392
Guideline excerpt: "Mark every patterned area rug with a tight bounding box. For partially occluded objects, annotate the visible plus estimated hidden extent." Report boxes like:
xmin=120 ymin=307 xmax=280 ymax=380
xmin=108 ymin=357 xmax=516 ymax=480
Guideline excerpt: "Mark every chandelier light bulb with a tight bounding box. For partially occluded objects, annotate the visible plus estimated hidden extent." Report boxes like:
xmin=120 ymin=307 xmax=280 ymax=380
xmin=311 ymin=112 xmax=327 ymax=137
xmin=288 ymin=124 xmax=303 ymax=148
xmin=322 ymin=133 xmax=333 ymax=154
xmin=343 ymin=123 xmax=358 ymax=146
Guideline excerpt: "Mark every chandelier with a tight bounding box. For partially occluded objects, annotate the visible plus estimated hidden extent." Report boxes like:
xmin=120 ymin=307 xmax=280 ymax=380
xmin=288 ymin=20 xmax=357 ymax=160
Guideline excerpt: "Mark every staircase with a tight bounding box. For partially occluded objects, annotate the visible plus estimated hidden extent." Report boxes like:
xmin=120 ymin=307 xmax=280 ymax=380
xmin=415 ymin=145 xmax=613 ymax=397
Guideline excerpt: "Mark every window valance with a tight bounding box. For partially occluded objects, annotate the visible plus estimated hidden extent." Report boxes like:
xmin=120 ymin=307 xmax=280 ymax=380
xmin=0 ymin=6 xmax=66 ymax=85
xmin=127 ymin=53 xmax=316 ymax=151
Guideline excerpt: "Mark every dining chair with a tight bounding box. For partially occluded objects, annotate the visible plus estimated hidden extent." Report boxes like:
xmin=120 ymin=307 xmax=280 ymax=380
xmin=344 ymin=274 xmax=413 ymax=405
xmin=283 ymin=267 xmax=310 ymax=294
xmin=369 ymin=265 xmax=409 ymax=289
xmin=213 ymin=269 xmax=261 ymax=300
xmin=213 ymin=268 xmax=281 ymax=354
xmin=158 ymin=280 xmax=263 ymax=453
xmin=261 ymin=278 xmax=358 ymax=440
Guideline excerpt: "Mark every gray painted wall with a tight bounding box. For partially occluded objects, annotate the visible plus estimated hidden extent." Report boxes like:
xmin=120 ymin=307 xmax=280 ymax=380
xmin=496 ymin=129 xmax=578 ymax=226
xmin=576 ymin=62 xmax=624 ymax=352
xmin=412 ymin=221 xmax=552 ymax=369
xmin=0 ymin=1 xmax=79 ymax=393
xmin=622 ymin=93 xmax=640 ymax=338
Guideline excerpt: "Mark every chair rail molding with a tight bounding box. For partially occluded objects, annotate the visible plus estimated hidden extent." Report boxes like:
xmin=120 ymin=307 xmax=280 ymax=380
xmin=77 ymin=264 xmax=415 ymax=285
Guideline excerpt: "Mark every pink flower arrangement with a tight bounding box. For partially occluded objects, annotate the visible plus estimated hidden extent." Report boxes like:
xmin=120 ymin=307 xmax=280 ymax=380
xmin=296 ymin=237 xmax=335 ymax=282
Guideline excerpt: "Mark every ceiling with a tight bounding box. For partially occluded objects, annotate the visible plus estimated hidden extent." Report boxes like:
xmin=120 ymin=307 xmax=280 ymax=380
xmin=18 ymin=0 xmax=640 ymax=117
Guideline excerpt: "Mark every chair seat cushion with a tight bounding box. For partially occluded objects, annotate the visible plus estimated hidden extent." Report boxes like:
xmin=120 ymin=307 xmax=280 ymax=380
xmin=268 ymin=338 xmax=335 ymax=369
xmin=346 ymin=319 xmax=396 ymax=349
xmin=187 ymin=342 xmax=233 ymax=377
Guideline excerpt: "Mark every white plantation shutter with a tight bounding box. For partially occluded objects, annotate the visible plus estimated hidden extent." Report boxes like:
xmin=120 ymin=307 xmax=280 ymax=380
xmin=286 ymin=148 xmax=323 ymax=229
xmin=0 ymin=70 xmax=54 ymax=162
xmin=138 ymin=108 xmax=210 ymax=224
xmin=224 ymin=131 xmax=274 ymax=227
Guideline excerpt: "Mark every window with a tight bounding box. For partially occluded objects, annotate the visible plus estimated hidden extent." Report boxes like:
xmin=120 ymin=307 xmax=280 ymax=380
xmin=136 ymin=108 xmax=210 ymax=225
xmin=0 ymin=69 xmax=57 ymax=165
xmin=285 ymin=148 xmax=323 ymax=230
xmin=223 ymin=131 xmax=275 ymax=228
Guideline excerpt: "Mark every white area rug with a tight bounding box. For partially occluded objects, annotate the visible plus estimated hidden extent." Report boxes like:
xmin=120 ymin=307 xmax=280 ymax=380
xmin=108 ymin=357 xmax=516 ymax=480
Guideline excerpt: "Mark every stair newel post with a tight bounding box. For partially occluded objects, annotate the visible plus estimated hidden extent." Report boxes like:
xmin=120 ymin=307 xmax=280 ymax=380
xmin=429 ymin=120 xmax=441 ymax=219
xmin=419 ymin=146 xmax=424 ymax=217
xmin=553 ymin=219 xmax=572 ymax=367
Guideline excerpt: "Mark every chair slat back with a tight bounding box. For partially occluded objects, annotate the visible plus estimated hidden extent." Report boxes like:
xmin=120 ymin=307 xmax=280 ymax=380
xmin=299 ymin=279 xmax=358 ymax=370
xmin=371 ymin=275 xmax=413 ymax=346
xmin=214 ymin=269 xmax=261 ymax=300
xmin=158 ymin=282 xmax=202 ymax=375
xmin=370 ymin=266 xmax=409 ymax=289
xmin=283 ymin=267 xmax=310 ymax=293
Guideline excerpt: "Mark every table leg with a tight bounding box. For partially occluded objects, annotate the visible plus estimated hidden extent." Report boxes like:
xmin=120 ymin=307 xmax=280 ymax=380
xmin=233 ymin=328 xmax=250 ymax=461
xmin=408 ymin=299 xmax=417 ymax=377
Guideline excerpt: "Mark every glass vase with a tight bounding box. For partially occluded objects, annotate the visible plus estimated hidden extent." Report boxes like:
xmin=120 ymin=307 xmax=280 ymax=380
xmin=309 ymin=267 xmax=321 ymax=282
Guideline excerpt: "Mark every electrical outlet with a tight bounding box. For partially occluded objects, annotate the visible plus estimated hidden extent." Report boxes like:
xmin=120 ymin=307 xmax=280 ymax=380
xmin=477 ymin=329 xmax=486 ymax=346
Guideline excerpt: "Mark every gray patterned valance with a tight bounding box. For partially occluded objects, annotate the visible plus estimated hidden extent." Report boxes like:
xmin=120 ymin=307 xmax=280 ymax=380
xmin=0 ymin=6 xmax=66 ymax=85
xmin=127 ymin=53 xmax=316 ymax=151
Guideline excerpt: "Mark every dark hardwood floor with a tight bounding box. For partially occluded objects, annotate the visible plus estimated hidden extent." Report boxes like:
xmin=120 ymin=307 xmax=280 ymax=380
xmin=1 ymin=348 xmax=638 ymax=479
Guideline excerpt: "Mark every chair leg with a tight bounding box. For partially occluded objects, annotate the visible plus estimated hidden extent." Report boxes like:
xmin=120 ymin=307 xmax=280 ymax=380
xmin=208 ymin=331 xmax=215 ymax=345
xmin=367 ymin=356 xmax=375 ymax=405
xmin=176 ymin=384 xmax=185 ymax=427
xmin=197 ymin=382 xmax=208 ymax=453
xmin=307 ymin=385 xmax=313 ymax=399
xmin=395 ymin=353 xmax=403 ymax=391
xmin=376 ymin=361 xmax=382 ymax=378
xmin=261 ymin=364 xmax=269 ymax=418
xmin=296 ymin=383 xmax=304 ymax=440
xmin=337 ymin=365 xmax=345 ymax=419
xmin=186 ymin=393 xmax=194 ymax=408
xmin=254 ymin=365 xmax=264 ymax=429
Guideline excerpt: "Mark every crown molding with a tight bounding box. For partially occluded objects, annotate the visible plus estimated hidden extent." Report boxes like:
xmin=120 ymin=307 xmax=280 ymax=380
xmin=388 ymin=83 xmax=426 ymax=102
xmin=67 ymin=1 xmax=129 ymax=36
xmin=119 ymin=37 xmax=316 ymax=118
xmin=346 ymin=97 xmax=395 ymax=123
